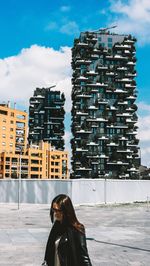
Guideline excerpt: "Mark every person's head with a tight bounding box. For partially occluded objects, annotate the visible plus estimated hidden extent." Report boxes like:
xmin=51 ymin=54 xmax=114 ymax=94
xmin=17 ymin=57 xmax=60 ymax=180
xmin=50 ymin=194 xmax=84 ymax=233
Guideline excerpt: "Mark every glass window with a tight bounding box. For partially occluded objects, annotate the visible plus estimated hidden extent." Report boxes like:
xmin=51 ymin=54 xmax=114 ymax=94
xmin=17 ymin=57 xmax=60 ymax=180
xmin=108 ymin=43 xmax=112 ymax=48
xmin=108 ymin=37 xmax=112 ymax=42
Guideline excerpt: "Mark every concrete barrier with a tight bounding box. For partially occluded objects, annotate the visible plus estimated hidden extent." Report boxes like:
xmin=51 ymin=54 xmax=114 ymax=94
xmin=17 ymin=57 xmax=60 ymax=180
xmin=0 ymin=179 xmax=150 ymax=205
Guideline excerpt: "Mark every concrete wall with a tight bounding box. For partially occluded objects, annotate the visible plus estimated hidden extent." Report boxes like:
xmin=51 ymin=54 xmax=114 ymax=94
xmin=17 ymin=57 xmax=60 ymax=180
xmin=0 ymin=179 xmax=150 ymax=205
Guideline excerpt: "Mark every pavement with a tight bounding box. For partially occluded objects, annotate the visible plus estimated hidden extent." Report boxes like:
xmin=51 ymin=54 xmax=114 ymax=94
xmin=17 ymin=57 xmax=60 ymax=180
xmin=0 ymin=202 xmax=150 ymax=266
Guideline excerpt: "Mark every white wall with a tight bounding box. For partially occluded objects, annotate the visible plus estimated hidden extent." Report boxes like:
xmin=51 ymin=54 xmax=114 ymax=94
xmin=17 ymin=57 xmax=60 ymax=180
xmin=0 ymin=179 xmax=150 ymax=205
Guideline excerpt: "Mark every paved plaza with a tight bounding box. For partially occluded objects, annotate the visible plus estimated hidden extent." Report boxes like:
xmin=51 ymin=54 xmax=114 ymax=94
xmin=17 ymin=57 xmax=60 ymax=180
xmin=0 ymin=202 xmax=150 ymax=266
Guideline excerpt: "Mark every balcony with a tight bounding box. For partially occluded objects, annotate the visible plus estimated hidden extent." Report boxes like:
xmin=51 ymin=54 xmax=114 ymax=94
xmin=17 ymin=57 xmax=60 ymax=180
xmin=114 ymin=54 xmax=128 ymax=60
xmin=117 ymin=67 xmax=128 ymax=71
xmin=76 ymin=148 xmax=88 ymax=152
xmin=97 ymin=99 xmax=108 ymax=104
xmin=76 ymin=167 xmax=92 ymax=171
xmin=76 ymin=129 xmax=92 ymax=134
xmin=114 ymin=89 xmax=127 ymax=94
xmin=124 ymin=39 xmax=135 ymax=44
xmin=127 ymin=61 xmax=136 ymax=66
xmin=126 ymin=119 xmax=137 ymax=123
xmin=116 ymin=148 xmax=132 ymax=153
xmin=76 ymin=111 xmax=88 ymax=116
xmin=114 ymin=44 xmax=132 ymax=49
xmin=75 ymin=59 xmax=91 ymax=65
xmin=86 ymin=82 xmax=108 ymax=87
xmin=76 ymin=42 xmax=89 ymax=47
xmin=76 ymin=76 xmax=88 ymax=81
xmin=86 ymin=71 xmax=98 ymax=76
xmin=116 ymin=78 xmax=133 ymax=83
xmin=91 ymin=54 xmax=99 ymax=59
xmin=97 ymin=66 xmax=108 ymax=70
xmin=88 ymin=106 xmax=98 ymax=110
xmin=98 ymin=136 xmax=108 ymax=140
xmin=126 ymin=95 xmax=136 ymax=100
xmin=76 ymin=94 xmax=91 ymax=99
xmin=107 ymin=161 xmax=129 ymax=165
xmin=117 ymin=101 xmax=128 ymax=105
xmin=125 ymin=84 xmax=136 ymax=88
xmin=106 ymin=142 xmax=119 ymax=146
xmin=87 ymin=142 xmax=98 ymax=146
xmin=126 ymin=131 xmax=137 ymax=135
xmin=116 ymin=112 xmax=132 ymax=117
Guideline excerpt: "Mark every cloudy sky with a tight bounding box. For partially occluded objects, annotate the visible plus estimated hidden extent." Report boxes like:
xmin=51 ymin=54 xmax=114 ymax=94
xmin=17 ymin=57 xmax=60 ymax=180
xmin=0 ymin=0 xmax=150 ymax=167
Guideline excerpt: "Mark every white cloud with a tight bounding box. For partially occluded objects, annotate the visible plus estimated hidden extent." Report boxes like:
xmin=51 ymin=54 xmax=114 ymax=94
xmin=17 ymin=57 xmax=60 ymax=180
xmin=138 ymin=102 xmax=150 ymax=112
xmin=137 ymin=102 xmax=150 ymax=166
xmin=60 ymin=21 xmax=80 ymax=36
xmin=0 ymin=45 xmax=72 ymax=112
xmin=109 ymin=0 xmax=150 ymax=45
xmin=60 ymin=6 xmax=71 ymax=12
xmin=45 ymin=22 xmax=58 ymax=31
xmin=64 ymin=130 xmax=72 ymax=168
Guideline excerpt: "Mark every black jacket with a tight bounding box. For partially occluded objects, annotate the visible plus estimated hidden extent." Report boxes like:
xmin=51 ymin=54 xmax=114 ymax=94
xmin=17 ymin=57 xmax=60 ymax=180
xmin=44 ymin=221 xmax=92 ymax=266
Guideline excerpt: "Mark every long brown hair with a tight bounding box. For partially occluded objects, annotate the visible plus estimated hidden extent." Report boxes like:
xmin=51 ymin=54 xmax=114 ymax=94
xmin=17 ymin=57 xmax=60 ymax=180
xmin=50 ymin=194 xmax=84 ymax=234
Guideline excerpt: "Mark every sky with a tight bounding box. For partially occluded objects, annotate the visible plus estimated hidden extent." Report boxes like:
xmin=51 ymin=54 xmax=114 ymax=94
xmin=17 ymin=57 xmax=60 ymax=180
xmin=0 ymin=0 xmax=150 ymax=167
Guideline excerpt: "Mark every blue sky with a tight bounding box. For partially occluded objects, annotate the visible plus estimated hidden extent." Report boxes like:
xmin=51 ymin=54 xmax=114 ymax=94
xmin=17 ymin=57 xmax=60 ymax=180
xmin=0 ymin=0 xmax=150 ymax=167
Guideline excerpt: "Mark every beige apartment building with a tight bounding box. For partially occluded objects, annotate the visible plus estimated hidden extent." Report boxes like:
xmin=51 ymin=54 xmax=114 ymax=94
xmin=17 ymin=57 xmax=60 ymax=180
xmin=0 ymin=104 xmax=69 ymax=179
xmin=0 ymin=103 xmax=28 ymax=154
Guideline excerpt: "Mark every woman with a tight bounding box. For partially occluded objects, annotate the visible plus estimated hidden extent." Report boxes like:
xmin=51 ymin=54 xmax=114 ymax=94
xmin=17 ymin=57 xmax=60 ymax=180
xmin=42 ymin=194 xmax=92 ymax=266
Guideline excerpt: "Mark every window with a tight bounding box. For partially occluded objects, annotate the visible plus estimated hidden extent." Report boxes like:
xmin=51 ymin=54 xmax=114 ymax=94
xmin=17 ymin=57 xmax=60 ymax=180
xmin=11 ymin=112 xmax=14 ymax=117
xmin=0 ymin=110 xmax=7 ymax=115
xmin=101 ymin=43 xmax=105 ymax=47
xmin=108 ymin=37 xmax=112 ymax=42
xmin=10 ymin=143 xmax=13 ymax=147
xmin=100 ymin=128 xmax=104 ymax=133
xmin=2 ymin=142 xmax=6 ymax=146
xmin=10 ymin=128 xmax=13 ymax=131
xmin=10 ymin=120 xmax=14 ymax=124
xmin=108 ymin=43 xmax=112 ymax=48
xmin=2 ymin=126 xmax=6 ymax=130
xmin=3 ymin=118 xmax=6 ymax=122
xmin=2 ymin=134 xmax=6 ymax=138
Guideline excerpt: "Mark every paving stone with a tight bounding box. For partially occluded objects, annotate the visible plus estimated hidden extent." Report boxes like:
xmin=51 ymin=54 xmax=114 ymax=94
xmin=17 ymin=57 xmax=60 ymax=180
xmin=0 ymin=203 xmax=150 ymax=265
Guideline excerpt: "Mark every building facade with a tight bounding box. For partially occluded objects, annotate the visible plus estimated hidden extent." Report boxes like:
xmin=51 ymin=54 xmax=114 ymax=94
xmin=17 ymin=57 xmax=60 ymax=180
xmin=0 ymin=104 xmax=69 ymax=179
xmin=0 ymin=103 xmax=27 ymax=154
xmin=71 ymin=30 xmax=140 ymax=179
xmin=29 ymin=87 xmax=65 ymax=150
xmin=0 ymin=141 xmax=69 ymax=179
